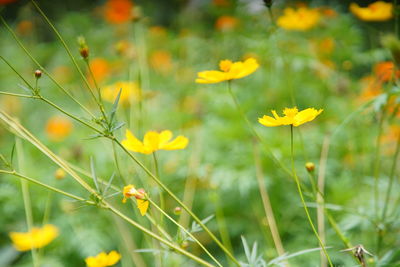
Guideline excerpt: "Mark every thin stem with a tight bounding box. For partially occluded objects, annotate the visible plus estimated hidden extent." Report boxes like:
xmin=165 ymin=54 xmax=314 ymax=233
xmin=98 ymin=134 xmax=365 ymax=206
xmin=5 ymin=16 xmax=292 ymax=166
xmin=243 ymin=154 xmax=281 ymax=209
xmin=381 ymin=132 xmax=400 ymax=224
xmin=148 ymin=198 xmax=223 ymax=267
xmin=0 ymin=16 xmax=95 ymax=118
xmin=226 ymin=81 xmax=291 ymax=176
xmin=290 ymin=126 xmax=333 ymax=267
xmin=152 ymin=152 xmax=165 ymax=223
xmin=112 ymin=137 xmax=241 ymax=266
xmin=0 ymin=91 xmax=39 ymax=99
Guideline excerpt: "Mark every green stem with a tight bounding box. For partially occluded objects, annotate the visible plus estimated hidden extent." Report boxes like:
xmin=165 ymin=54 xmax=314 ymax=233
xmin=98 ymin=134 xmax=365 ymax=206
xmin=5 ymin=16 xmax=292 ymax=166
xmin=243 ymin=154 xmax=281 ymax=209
xmin=226 ymin=81 xmax=291 ymax=176
xmin=290 ymin=126 xmax=333 ymax=267
xmin=152 ymin=152 xmax=165 ymax=224
xmin=0 ymin=16 xmax=95 ymax=118
xmin=0 ymin=91 xmax=39 ymax=99
xmin=148 ymin=198 xmax=223 ymax=267
xmin=112 ymin=137 xmax=240 ymax=266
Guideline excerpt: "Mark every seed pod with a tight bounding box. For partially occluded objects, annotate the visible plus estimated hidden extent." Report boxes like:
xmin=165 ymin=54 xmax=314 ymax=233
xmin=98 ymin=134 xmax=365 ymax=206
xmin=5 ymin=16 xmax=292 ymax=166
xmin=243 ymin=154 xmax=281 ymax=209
xmin=305 ymin=162 xmax=315 ymax=172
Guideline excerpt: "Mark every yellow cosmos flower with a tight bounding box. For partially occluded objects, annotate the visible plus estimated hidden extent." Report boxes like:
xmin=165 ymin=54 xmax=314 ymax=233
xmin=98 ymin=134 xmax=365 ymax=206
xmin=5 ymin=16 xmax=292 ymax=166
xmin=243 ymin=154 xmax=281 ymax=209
xmin=9 ymin=224 xmax=59 ymax=251
xmin=121 ymin=129 xmax=189 ymax=154
xmin=258 ymin=107 xmax=323 ymax=127
xmin=85 ymin=250 xmax=121 ymax=267
xmin=195 ymin=57 xmax=259 ymax=84
xmin=122 ymin=185 xmax=149 ymax=216
xmin=277 ymin=7 xmax=320 ymax=31
xmin=101 ymin=81 xmax=140 ymax=105
xmin=350 ymin=1 xmax=393 ymax=21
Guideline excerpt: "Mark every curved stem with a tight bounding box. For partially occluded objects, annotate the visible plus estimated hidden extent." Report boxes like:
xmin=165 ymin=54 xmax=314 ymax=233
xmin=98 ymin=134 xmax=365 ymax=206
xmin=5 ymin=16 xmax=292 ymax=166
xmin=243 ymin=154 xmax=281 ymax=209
xmin=290 ymin=126 xmax=333 ymax=267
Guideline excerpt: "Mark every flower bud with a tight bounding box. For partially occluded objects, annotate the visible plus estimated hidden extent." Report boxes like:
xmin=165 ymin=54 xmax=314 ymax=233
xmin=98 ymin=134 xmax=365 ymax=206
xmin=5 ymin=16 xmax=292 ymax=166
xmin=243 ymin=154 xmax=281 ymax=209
xmin=181 ymin=241 xmax=189 ymax=249
xmin=54 ymin=168 xmax=66 ymax=180
xmin=34 ymin=70 xmax=42 ymax=78
xmin=173 ymin=206 xmax=182 ymax=215
xmin=305 ymin=162 xmax=315 ymax=172
xmin=77 ymin=36 xmax=89 ymax=59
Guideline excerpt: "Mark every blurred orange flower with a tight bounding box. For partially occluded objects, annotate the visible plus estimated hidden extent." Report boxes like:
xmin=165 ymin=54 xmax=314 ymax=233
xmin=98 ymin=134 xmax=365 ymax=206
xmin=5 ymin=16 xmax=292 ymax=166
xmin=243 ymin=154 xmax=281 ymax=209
xmin=350 ymin=1 xmax=393 ymax=21
xmin=9 ymin=224 xmax=58 ymax=251
xmin=87 ymin=58 xmax=110 ymax=85
xmin=149 ymin=26 xmax=167 ymax=37
xmin=213 ymin=0 xmax=230 ymax=7
xmin=16 ymin=20 xmax=33 ymax=35
xmin=277 ymin=7 xmax=320 ymax=31
xmin=150 ymin=50 xmax=173 ymax=73
xmin=373 ymin=61 xmax=400 ymax=82
xmin=0 ymin=0 xmax=17 ymax=4
xmin=104 ymin=0 xmax=133 ymax=24
xmin=215 ymin=16 xmax=238 ymax=31
xmin=45 ymin=116 xmax=73 ymax=141
xmin=359 ymin=75 xmax=382 ymax=102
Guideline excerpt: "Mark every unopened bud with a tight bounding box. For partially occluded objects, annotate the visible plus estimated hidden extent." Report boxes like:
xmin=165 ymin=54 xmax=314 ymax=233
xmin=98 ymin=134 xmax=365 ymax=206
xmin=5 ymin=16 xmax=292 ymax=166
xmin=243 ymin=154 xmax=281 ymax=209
xmin=174 ymin=206 xmax=182 ymax=215
xmin=55 ymin=168 xmax=66 ymax=180
xmin=34 ymin=69 xmax=42 ymax=78
xmin=181 ymin=241 xmax=189 ymax=249
xmin=305 ymin=162 xmax=315 ymax=172
xmin=77 ymin=36 xmax=89 ymax=59
xmin=381 ymin=34 xmax=400 ymax=67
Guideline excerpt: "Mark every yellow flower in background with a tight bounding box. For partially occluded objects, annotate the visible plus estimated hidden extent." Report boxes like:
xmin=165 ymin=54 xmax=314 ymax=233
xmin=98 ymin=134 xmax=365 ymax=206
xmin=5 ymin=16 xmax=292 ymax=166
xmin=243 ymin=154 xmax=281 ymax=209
xmin=277 ymin=7 xmax=320 ymax=31
xmin=85 ymin=250 xmax=121 ymax=267
xmin=195 ymin=57 xmax=259 ymax=84
xmin=45 ymin=116 xmax=73 ymax=141
xmin=9 ymin=224 xmax=59 ymax=251
xmin=259 ymin=107 xmax=323 ymax=127
xmin=122 ymin=130 xmax=189 ymax=154
xmin=101 ymin=81 xmax=140 ymax=105
xmin=350 ymin=1 xmax=393 ymax=21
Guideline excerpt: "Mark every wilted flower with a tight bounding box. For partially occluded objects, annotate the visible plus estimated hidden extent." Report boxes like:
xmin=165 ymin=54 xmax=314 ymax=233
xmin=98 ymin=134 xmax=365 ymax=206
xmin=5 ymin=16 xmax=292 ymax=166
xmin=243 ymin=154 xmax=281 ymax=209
xmin=85 ymin=251 xmax=121 ymax=267
xmin=195 ymin=58 xmax=259 ymax=84
xmin=9 ymin=224 xmax=59 ymax=251
xmin=122 ymin=130 xmax=188 ymax=154
xmin=103 ymin=0 xmax=133 ymax=24
xmin=259 ymin=107 xmax=323 ymax=127
xmin=45 ymin=116 xmax=73 ymax=141
xmin=350 ymin=1 xmax=393 ymax=21
xmin=277 ymin=7 xmax=320 ymax=31
xmin=101 ymin=81 xmax=140 ymax=105
xmin=122 ymin=185 xmax=149 ymax=216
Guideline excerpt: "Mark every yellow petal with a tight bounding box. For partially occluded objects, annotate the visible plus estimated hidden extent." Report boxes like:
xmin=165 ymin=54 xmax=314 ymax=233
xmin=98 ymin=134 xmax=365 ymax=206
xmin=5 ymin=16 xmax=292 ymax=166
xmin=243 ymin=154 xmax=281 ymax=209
xmin=228 ymin=58 xmax=259 ymax=80
xmin=293 ymin=108 xmax=323 ymax=127
xmin=143 ymin=131 xmax=159 ymax=152
xmin=121 ymin=130 xmax=146 ymax=153
xmin=258 ymin=115 xmax=282 ymax=127
xmin=158 ymin=130 xmax=173 ymax=147
xmin=195 ymin=70 xmax=228 ymax=84
xmin=161 ymin=135 xmax=189 ymax=150
xmin=106 ymin=251 xmax=121 ymax=265
xmin=137 ymin=199 xmax=149 ymax=216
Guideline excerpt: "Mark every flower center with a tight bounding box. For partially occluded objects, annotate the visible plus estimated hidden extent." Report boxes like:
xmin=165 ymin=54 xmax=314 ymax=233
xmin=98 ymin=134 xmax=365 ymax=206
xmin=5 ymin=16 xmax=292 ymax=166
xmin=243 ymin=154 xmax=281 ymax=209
xmin=283 ymin=107 xmax=299 ymax=118
xmin=219 ymin=60 xmax=232 ymax=72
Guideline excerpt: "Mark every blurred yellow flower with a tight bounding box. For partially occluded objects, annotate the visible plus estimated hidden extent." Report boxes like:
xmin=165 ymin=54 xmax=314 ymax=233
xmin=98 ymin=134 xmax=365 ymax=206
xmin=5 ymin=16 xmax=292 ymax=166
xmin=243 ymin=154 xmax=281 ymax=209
xmin=45 ymin=116 xmax=73 ymax=141
xmin=101 ymin=81 xmax=140 ymax=105
xmin=122 ymin=130 xmax=188 ymax=154
xmin=9 ymin=224 xmax=59 ymax=251
xmin=259 ymin=107 xmax=323 ymax=127
xmin=85 ymin=251 xmax=121 ymax=267
xmin=195 ymin=58 xmax=259 ymax=84
xmin=350 ymin=1 xmax=393 ymax=21
xmin=277 ymin=7 xmax=320 ymax=31
xmin=122 ymin=185 xmax=149 ymax=216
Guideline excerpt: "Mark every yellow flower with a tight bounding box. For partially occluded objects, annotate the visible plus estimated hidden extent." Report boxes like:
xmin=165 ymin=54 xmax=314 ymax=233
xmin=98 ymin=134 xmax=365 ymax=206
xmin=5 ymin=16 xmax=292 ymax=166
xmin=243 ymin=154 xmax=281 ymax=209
xmin=258 ymin=107 xmax=323 ymax=127
xmin=101 ymin=81 xmax=140 ymax=106
xmin=350 ymin=1 xmax=393 ymax=21
xmin=9 ymin=224 xmax=59 ymax=251
xmin=195 ymin=57 xmax=259 ymax=84
xmin=277 ymin=7 xmax=320 ymax=31
xmin=121 ymin=129 xmax=189 ymax=154
xmin=85 ymin=251 xmax=121 ymax=267
xmin=122 ymin=185 xmax=149 ymax=216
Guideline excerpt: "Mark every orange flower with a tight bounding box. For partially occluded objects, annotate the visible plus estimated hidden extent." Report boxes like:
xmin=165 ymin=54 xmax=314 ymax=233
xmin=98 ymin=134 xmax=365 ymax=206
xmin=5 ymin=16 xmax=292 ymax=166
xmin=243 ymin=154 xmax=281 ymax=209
xmin=103 ymin=0 xmax=133 ymax=24
xmin=350 ymin=1 xmax=393 ymax=21
xmin=87 ymin=58 xmax=110 ymax=85
xmin=373 ymin=61 xmax=400 ymax=82
xmin=16 ymin=20 xmax=33 ymax=35
xmin=150 ymin=50 xmax=173 ymax=73
xmin=45 ymin=116 xmax=73 ymax=141
xmin=0 ymin=0 xmax=17 ymax=4
xmin=359 ymin=75 xmax=382 ymax=102
xmin=215 ymin=16 xmax=238 ymax=31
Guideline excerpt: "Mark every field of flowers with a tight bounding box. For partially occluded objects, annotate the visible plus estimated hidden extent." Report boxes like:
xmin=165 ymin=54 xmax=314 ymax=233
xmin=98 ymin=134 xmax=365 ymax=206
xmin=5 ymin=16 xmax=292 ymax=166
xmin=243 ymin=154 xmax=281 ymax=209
xmin=0 ymin=0 xmax=399 ymax=266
